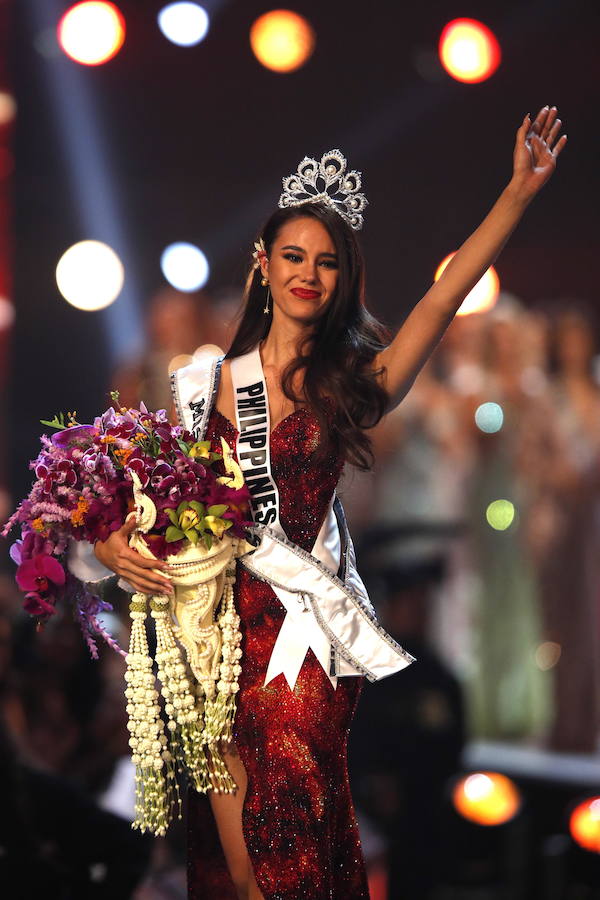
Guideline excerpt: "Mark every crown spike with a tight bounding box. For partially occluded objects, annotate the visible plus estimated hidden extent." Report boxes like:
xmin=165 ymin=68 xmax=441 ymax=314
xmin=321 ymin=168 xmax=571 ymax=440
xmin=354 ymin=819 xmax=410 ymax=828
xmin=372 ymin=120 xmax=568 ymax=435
xmin=278 ymin=149 xmax=367 ymax=231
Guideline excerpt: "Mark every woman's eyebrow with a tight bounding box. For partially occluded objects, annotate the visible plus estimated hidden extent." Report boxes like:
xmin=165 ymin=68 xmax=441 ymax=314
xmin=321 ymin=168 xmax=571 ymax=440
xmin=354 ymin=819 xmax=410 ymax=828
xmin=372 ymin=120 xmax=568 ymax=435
xmin=281 ymin=244 xmax=337 ymax=258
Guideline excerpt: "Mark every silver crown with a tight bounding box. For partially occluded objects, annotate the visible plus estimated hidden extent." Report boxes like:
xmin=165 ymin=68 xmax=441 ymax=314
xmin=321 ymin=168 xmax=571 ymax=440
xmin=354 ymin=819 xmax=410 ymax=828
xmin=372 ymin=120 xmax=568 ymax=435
xmin=278 ymin=149 xmax=368 ymax=231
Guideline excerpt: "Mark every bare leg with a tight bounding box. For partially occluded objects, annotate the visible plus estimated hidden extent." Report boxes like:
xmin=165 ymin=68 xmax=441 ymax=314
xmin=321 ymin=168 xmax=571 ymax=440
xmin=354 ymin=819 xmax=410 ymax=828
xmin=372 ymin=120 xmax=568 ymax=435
xmin=208 ymin=741 xmax=265 ymax=900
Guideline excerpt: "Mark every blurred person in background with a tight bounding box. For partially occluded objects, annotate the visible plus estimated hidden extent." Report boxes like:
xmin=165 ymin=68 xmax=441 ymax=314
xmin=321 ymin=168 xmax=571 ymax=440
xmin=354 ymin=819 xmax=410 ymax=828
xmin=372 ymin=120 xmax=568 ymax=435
xmin=367 ymin=347 xmax=476 ymax=676
xmin=464 ymin=298 xmax=558 ymax=741
xmin=349 ymin=553 xmax=465 ymax=899
xmin=112 ymin=287 xmax=226 ymax=412
xmin=0 ymin=601 xmax=152 ymax=896
xmin=531 ymin=305 xmax=600 ymax=751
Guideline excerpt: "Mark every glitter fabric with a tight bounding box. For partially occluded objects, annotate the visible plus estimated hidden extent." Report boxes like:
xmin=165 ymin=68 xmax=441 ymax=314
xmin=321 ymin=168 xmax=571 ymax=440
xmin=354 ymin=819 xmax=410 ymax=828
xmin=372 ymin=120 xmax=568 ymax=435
xmin=187 ymin=406 xmax=369 ymax=900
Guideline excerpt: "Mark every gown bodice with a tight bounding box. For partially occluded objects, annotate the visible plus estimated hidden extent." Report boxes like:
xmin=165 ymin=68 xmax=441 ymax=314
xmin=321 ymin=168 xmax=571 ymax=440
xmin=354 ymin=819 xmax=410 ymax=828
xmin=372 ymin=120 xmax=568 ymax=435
xmin=205 ymin=404 xmax=344 ymax=552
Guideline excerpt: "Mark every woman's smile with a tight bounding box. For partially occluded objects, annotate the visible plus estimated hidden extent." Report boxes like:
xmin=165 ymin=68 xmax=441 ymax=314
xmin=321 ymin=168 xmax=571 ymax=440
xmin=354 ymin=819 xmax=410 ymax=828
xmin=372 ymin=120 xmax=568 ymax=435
xmin=290 ymin=287 xmax=321 ymax=299
xmin=260 ymin=217 xmax=339 ymax=322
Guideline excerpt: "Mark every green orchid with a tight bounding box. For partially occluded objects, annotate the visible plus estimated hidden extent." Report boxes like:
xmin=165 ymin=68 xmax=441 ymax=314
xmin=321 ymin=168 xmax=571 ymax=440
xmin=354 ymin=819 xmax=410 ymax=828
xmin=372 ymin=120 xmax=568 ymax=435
xmin=188 ymin=441 xmax=211 ymax=460
xmin=165 ymin=500 xmax=232 ymax=549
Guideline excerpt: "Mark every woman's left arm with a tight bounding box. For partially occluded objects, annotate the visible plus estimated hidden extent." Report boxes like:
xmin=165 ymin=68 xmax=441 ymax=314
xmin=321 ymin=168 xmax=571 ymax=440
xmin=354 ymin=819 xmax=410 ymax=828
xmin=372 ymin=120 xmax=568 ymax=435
xmin=375 ymin=105 xmax=568 ymax=407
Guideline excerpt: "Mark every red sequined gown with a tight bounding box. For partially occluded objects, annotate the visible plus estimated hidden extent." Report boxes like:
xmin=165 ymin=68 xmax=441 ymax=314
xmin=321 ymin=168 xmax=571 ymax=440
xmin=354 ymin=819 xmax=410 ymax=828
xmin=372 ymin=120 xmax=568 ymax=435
xmin=187 ymin=406 xmax=369 ymax=900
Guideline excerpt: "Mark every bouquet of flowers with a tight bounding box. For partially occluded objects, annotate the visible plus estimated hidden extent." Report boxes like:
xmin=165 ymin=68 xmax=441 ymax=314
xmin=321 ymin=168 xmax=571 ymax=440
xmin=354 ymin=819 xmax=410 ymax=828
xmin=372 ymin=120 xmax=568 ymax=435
xmin=2 ymin=396 xmax=253 ymax=834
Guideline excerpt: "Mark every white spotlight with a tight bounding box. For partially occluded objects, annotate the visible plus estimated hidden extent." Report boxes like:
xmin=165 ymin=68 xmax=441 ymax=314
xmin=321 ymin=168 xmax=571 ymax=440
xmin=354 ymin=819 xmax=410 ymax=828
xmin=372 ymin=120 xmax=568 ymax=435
xmin=56 ymin=240 xmax=124 ymax=310
xmin=158 ymin=3 xmax=209 ymax=47
xmin=161 ymin=242 xmax=209 ymax=291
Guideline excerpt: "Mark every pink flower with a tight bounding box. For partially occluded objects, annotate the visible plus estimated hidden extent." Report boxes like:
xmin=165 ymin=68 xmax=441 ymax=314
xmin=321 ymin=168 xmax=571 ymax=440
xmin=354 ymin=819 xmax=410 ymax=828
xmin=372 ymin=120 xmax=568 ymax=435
xmin=16 ymin=553 xmax=66 ymax=594
xmin=52 ymin=425 xmax=98 ymax=447
xmin=23 ymin=592 xmax=57 ymax=617
xmin=16 ymin=553 xmax=66 ymax=618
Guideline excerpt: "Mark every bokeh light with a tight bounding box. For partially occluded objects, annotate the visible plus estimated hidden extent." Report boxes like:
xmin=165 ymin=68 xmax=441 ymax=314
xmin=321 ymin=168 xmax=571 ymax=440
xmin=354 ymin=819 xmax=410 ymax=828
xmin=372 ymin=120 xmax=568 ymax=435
xmin=56 ymin=240 xmax=124 ymax=310
xmin=475 ymin=401 xmax=504 ymax=433
xmin=535 ymin=641 xmax=562 ymax=671
xmin=486 ymin=499 xmax=516 ymax=531
xmin=250 ymin=10 xmax=315 ymax=73
xmin=0 ymin=92 xmax=16 ymax=125
xmin=161 ymin=242 xmax=209 ymax=291
xmin=569 ymin=797 xmax=600 ymax=853
xmin=158 ymin=3 xmax=209 ymax=47
xmin=435 ymin=252 xmax=500 ymax=316
xmin=58 ymin=2 xmax=126 ymax=66
xmin=439 ymin=18 xmax=501 ymax=84
xmin=0 ymin=297 xmax=15 ymax=330
xmin=453 ymin=772 xmax=521 ymax=826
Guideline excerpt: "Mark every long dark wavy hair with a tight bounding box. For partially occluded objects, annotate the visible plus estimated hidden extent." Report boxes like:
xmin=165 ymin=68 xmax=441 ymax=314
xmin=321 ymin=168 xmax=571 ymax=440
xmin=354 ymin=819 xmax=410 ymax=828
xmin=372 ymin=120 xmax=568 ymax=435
xmin=226 ymin=203 xmax=390 ymax=470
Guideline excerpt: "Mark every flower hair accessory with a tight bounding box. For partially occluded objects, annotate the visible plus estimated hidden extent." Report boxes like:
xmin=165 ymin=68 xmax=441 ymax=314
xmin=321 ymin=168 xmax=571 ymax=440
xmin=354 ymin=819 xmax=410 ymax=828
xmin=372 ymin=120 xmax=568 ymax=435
xmin=279 ymin=149 xmax=368 ymax=231
xmin=252 ymin=237 xmax=266 ymax=269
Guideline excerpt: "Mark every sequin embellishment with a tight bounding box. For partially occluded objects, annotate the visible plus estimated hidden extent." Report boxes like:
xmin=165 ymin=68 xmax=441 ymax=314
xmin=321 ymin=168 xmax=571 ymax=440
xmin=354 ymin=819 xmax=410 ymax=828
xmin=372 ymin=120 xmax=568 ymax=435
xmin=187 ymin=406 xmax=369 ymax=899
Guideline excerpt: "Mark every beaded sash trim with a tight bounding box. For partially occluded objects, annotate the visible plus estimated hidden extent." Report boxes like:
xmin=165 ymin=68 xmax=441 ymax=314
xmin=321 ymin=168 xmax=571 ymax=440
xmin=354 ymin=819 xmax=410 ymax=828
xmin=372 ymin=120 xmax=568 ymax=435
xmin=241 ymin=525 xmax=415 ymax=683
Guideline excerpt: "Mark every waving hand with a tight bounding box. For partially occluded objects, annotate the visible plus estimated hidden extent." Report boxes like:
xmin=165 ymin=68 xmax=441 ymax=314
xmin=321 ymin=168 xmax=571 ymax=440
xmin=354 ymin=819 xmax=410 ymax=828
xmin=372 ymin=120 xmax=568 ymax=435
xmin=513 ymin=105 xmax=568 ymax=200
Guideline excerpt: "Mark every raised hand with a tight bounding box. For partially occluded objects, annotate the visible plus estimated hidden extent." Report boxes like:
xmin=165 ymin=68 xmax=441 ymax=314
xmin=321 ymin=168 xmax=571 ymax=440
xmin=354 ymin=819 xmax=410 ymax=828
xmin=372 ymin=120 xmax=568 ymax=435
xmin=511 ymin=105 xmax=568 ymax=201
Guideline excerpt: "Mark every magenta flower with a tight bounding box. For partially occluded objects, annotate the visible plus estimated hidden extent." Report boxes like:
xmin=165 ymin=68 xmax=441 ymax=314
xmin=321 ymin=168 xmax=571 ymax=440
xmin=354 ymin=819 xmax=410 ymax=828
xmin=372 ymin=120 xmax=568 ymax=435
xmin=24 ymin=592 xmax=57 ymax=617
xmin=127 ymin=456 xmax=150 ymax=488
xmin=52 ymin=425 xmax=98 ymax=447
xmin=16 ymin=553 xmax=66 ymax=594
xmin=16 ymin=553 xmax=66 ymax=618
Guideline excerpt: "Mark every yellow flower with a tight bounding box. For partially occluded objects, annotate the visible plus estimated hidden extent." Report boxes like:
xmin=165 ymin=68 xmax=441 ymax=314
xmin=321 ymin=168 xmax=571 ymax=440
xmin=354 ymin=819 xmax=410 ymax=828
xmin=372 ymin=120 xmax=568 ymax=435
xmin=32 ymin=518 xmax=45 ymax=533
xmin=188 ymin=442 xmax=211 ymax=460
xmin=204 ymin=516 xmax=232 ymax=539
xmin=179 ymin=508 xmax=200 ymax=531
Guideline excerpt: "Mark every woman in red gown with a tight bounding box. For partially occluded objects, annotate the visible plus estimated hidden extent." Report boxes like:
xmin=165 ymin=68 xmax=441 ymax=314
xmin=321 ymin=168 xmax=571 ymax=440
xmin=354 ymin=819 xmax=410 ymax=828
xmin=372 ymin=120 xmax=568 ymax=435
xmin=187 ymin=406 xmax=368 ymax=898
xmin=95 ymin=107 xmax=566 ymax=899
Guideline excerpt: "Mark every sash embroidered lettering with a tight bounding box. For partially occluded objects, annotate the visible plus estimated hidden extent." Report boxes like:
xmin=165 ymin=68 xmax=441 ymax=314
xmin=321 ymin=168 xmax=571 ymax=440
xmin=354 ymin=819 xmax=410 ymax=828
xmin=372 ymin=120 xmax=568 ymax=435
xmin=189 ymin=398 xmax=205 ymax=438
xmin=231 ymin=353 xmax=281 ymax=528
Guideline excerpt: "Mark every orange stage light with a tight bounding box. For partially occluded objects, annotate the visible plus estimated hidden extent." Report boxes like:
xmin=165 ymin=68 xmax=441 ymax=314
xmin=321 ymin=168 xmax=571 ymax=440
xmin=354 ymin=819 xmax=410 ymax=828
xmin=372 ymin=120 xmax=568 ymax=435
xmin=435 ymin=252 xmax=499 ymax=316
xmin=58 ymin=2 xmax=126 ymax=66
xmin=250 ymin=10 xmax=315 ymax=73
xmin=569 ymin=797 xmax=600 ymax=854
xmin=452 ymin=772 xmax=521 ymax=826
xmin=439 ymin=18 xmax=501 ymax=84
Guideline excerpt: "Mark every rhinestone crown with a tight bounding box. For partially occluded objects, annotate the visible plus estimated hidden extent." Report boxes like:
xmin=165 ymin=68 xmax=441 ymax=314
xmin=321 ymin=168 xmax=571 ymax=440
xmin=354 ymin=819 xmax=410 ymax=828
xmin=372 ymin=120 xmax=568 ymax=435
xmin=278 ymin=149 xmax=367 ymax=231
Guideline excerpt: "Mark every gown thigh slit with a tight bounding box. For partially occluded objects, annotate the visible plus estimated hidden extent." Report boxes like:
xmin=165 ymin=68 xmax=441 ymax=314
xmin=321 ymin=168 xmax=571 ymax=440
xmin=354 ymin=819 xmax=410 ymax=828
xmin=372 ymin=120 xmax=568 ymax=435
xmin=187 ymin=407 xmax=369 ymax=900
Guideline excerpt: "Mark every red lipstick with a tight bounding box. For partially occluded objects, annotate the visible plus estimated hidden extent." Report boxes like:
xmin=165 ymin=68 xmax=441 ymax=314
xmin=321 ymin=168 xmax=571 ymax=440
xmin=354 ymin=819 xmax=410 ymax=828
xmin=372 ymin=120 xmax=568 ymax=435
xmin=291 ymin=288 xmax=320 ymax=299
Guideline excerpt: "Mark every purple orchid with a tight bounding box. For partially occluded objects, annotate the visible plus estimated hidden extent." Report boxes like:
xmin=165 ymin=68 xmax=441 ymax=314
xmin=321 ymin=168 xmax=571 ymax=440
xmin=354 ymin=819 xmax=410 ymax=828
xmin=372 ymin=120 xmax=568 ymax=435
xmin=52 ymin=424 xmax=99 ymax=447
xmin=93 ymin=407 xmax=118 ymax=431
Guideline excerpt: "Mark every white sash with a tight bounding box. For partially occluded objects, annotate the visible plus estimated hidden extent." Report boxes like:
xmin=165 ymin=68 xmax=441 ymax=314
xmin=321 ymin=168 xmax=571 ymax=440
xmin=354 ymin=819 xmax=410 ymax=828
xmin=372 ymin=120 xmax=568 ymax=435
xmin=171 ymin=346 xmax=416 ymax=691
xmin=230 ymin=347 xmax=342 ymax=688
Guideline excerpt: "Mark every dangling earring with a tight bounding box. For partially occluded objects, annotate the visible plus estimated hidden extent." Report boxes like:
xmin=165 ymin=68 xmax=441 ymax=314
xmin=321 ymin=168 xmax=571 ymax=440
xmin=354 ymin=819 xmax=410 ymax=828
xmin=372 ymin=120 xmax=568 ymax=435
xmin=261 ymin=277 xmax=271 ymax=315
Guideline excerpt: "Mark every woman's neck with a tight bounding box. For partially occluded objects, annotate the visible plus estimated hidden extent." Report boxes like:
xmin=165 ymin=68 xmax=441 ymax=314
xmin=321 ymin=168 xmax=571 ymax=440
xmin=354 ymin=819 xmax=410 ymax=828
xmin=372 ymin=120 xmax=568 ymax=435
xmin=259 ymin=315 xmax=311 ymax=370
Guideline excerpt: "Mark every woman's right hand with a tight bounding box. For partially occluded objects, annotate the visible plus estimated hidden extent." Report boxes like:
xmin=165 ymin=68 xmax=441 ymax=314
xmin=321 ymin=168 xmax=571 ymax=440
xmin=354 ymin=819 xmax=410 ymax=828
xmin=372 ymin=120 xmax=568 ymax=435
xmin=94 ymin=517 xmax=174 ymax=595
